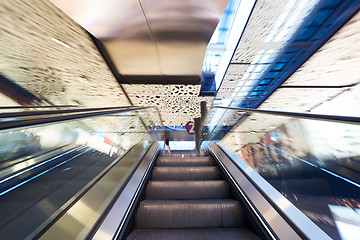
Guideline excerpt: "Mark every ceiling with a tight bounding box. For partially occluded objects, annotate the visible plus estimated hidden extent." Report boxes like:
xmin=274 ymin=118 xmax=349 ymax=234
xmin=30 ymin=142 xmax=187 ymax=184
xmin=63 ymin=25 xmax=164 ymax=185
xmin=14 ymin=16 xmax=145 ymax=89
xmin=50 ymin=0 xmax=228 ymax=83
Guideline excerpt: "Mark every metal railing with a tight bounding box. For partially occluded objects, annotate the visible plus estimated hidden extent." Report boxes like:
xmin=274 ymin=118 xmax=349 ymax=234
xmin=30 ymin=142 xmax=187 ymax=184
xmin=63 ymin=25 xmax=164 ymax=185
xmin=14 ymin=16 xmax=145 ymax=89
xmin=209 ymin=142 xmax=332 ymax=240
xmin=0 ymin=105 xmax=77 ymax=109
xmin=0 ymin=106 xmax=165 ymax=132
xmin=215 ymin=106 xmax=360 ymax=125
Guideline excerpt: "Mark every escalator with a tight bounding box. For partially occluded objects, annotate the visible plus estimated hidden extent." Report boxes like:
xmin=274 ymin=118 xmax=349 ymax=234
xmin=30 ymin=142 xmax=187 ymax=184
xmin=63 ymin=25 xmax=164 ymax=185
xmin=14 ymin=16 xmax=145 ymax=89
xmin=89 ymin=144 xmax=329 ymax=240
xmin=0 ymin=146 xmax=116 ymax=239
xmin=0 ymin=106 xmax=333 ymax=239
xmin=0 ymin=142 xmax=331 ymax=240
xmin=126 ymin=151 xmax=260 ymax=239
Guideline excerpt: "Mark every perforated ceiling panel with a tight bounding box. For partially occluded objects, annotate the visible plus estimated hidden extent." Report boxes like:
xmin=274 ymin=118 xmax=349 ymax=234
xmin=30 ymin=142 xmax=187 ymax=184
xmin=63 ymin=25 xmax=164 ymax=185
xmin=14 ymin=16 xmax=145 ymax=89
xmin=123 ymin=84 xmax=214 ymax=126
xmin=209 ymin=0 xmax=322 ymax=129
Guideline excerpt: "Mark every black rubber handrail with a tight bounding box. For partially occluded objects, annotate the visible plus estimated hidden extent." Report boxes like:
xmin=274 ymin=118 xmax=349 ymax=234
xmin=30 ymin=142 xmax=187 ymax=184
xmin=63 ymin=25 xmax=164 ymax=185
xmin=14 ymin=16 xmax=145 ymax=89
xmin=0 ymin=105 xmax=77 ymax=109
xmin=215 ymin=106 xmax=360 ymax=126
xmin=0 ymin=106 xmax=133 ymax=118
xmin=0 ymin=106 xmax=150 ymax=132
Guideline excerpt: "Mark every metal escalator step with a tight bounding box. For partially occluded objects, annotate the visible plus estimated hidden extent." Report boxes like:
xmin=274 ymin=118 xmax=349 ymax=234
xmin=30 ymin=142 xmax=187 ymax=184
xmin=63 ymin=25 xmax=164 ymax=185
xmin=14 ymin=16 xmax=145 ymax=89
xmin=151 ymin=167 xmax=220 ymax=180
xmin=160 ymin=151 xmax=199 ymax=157
xmin=157 ymin=157 xmax=214 ymax=166
xmin=145 ymin=180 xmax=229 ymax=199
xmin=127 ymin=228 xmax=260 ymax=240
xmin=136 ymin=199 xmax=243 ymax=229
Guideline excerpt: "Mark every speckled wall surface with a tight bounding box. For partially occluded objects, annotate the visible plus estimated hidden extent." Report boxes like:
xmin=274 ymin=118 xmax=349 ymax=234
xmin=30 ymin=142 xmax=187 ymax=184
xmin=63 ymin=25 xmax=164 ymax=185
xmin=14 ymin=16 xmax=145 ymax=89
xmin=215 ymin=0 xmax=289 ymax=100
xmin=261 ymin=11 xmax=360 ymax=113
xmin=220 ymin=3 xmax=360 ymax=149
xmin=282 ymin=12 xmax=360 ymax=88
xmin=0 ymin=0 xmax=130 ymax=107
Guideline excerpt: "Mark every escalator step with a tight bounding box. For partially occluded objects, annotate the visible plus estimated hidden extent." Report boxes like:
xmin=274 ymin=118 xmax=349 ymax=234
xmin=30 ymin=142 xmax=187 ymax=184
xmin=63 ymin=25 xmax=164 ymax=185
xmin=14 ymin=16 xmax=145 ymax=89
xmin=136 ymin=199 xmax=243 ymax=229
xmin=152 ymin=167 xmax=220 ymax=180
xmin=127 ymin=228 xmax=260 ymax=240
xmin=157 ymin=157 xmax=214 ymax=166
xmin=145 ymin=180 xmax=229 ymax=199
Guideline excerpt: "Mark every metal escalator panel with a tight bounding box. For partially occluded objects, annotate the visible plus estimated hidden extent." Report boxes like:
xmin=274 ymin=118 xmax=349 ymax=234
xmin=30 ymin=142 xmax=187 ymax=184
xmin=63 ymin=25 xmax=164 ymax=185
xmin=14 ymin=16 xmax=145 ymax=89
xmin=210 ymin=143 xmax=332 ymax=240
xmin=126 ymin=151 xmax=260 ymax=240
xmin=0 ymin=146 xmax=115 ymax=240
xmin=0 ymin=106 xmax=164 ymax=239
xmin=152 ymin=166 xmax=220 ymax=180
xmin=38 ymin=142 xmax=156 ymax=240
xmin=156 ymin=156 xmax=214 ymax=166
xmin=145 ymin=180 xmax=229 ymax=199
xmin=136 ymin=199 xmax=243 ymax=229
xmin=127 ymin=228 xmax=260 ymax=240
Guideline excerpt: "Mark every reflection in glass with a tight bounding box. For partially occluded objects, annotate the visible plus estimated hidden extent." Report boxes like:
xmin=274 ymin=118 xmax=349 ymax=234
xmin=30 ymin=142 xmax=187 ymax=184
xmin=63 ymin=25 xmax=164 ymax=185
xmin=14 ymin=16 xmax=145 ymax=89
xmin=0 ymin=107 xmax=162 ymax=238
xmin=218 ymin=112 xmax=360 ymax=239
xmin=0 ymin=108 xmax=162 ymax=168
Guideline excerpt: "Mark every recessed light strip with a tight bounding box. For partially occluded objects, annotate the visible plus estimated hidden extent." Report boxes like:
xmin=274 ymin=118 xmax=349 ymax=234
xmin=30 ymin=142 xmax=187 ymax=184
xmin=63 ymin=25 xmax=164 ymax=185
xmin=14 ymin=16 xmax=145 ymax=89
xmin=51 ymin=37 xmax=70 ymax=48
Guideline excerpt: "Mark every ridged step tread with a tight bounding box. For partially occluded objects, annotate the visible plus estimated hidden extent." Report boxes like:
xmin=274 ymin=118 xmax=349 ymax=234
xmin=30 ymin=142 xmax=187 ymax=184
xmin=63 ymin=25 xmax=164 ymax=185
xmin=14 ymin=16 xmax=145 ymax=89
xmin=160 ymin=151 xmax=204 ymax=157
xmin=151 ymin=166 xmax=220 ymax=180
xmin=127 ymin=228 xmax=260 ymax=240
xmin=136 ymin=199 xmax=243 ymax=229
xmin=145 ymin=180 xmax=229 ymax=199
xmin=157 ymin=157 xmax=213 ymax=166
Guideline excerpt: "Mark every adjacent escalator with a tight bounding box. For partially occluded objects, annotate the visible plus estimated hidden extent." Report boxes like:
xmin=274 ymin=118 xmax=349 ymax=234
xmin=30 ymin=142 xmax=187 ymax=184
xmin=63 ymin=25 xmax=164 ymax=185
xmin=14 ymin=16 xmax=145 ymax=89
xmin=0 ymin=146 xmax=116 ymax=239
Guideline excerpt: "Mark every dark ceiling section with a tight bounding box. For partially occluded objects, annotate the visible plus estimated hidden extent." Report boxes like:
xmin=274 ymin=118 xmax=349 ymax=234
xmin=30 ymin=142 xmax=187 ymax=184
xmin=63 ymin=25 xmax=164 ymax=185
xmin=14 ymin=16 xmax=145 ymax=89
xmin=90 ymin=32 xmax=201 ymax=85
xmin=120 ymin=75 xmax=201 ymax=85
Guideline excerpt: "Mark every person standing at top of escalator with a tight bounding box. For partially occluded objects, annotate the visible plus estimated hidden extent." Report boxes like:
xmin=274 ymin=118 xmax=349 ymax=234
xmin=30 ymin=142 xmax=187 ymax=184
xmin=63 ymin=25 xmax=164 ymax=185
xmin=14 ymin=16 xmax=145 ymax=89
xmin=164 ymin=136 xmax=171 ymax=153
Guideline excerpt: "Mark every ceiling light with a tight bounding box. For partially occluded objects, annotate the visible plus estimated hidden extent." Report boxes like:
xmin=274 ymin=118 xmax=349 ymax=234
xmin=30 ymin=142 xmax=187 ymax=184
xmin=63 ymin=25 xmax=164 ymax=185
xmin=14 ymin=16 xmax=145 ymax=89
xmin=51 ymin=38 xmax=70 ymax=48
xmin=77 ymin=76 xmax=89 ymax=84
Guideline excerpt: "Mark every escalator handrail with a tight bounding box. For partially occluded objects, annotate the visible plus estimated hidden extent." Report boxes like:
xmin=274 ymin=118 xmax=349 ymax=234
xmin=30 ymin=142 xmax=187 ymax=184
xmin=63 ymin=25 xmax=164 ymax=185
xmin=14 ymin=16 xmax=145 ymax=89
xmin=215 ymin=106 xmax=360 ymax=125
xmin=0 ymin=106 xmax=152 ymax=132
xmin=211 ymin=142 xmax=332 ymax=240
xmin=27 ymin=141 xmax=144 ymax=239
xmin=0 ymin=106 xmax=137 ymax=118
xmin=0 ymin=145 xmax=86 ymax=194
xmin=31 ymin=142 xmax=160 ymax=240
xmin=90 ymin=143 xmax=160 ymax=240
xmin=0 ymin=105 xmax=77 ymax=109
